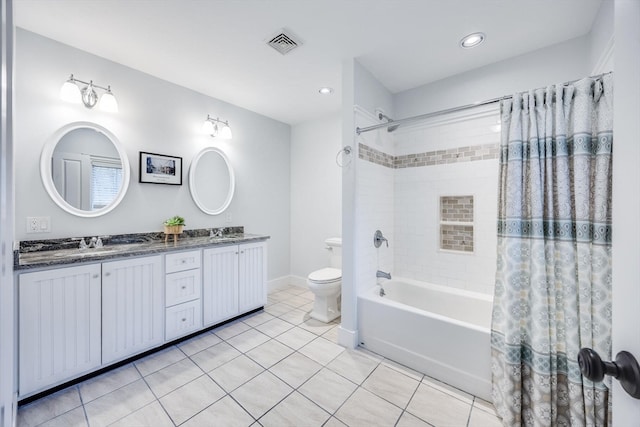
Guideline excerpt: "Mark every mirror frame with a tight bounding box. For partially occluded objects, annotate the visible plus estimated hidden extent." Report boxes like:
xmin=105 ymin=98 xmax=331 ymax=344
xmin=40 ymin=121 xmax=131 ymax=218
xmin=189 ymin=147 xmax=235 ymax=215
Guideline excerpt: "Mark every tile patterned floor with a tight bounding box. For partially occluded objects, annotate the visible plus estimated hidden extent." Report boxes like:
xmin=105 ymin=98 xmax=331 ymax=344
xmin=17 ymin=285 xmax=502 ymax=427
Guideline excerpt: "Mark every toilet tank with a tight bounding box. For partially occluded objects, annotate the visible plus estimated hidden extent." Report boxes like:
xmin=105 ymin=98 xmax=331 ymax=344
xmin=325 ymin=237 xmax=342 ymax=268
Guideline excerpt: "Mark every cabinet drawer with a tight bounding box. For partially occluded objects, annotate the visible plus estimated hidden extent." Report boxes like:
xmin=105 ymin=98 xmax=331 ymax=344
xmin=166 ymin=250 xmax=201 ymax=273
xmin=165 ymin=300 xmax=202 ymax=341
xmin=166 ymin=269 xmax=201 ymax=307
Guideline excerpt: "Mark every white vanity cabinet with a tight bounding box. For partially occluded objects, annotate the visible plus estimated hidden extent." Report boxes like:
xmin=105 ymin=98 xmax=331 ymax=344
xmin=164 ymin=250 xmax=202 ymax=341
xmin=202 ymin=241 xmax=267 ymax=326
xmin=18 ymin=264 xmax=102 ymax=396
xmin=101 ymin=255 xmax=164 ymax=365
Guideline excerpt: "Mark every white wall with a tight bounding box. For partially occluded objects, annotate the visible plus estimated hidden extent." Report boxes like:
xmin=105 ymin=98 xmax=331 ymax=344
xmin=14 ymin=29 xmax=291 ymax=280
xmin=589 ymin=0 xmax=614 ymax=73
xmin=289 ymin=114 xmax=342 ymax=283
xmin=612 ymin=0 xmax=640 ymax=422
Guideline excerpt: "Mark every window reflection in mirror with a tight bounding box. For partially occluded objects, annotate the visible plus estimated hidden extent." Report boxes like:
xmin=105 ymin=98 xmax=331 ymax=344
xmin=51 ymin=128 xmax=123 ymax=211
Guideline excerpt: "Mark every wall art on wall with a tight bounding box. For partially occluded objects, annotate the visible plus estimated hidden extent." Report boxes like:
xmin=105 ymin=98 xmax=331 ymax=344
xmin=139 ymin=151 xmax=182 ymax=185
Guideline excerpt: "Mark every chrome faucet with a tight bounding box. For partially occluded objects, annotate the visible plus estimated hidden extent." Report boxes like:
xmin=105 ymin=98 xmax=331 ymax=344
xmin=376 ymin=270 xmax=391 ymax=280
xmin=374 ymin=230 xmax=388 ymax=248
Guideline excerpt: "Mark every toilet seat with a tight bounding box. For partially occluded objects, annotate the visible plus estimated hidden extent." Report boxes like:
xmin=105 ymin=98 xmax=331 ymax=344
xmin=308 ymin=267 xmax=341 ymax=284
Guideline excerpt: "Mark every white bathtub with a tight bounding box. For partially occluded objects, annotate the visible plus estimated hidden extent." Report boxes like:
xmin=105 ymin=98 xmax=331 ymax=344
xmin=358 ymin=278 xmax=493 ymax=401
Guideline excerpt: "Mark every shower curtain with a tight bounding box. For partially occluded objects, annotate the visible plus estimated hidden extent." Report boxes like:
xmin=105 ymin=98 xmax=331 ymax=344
xmin=491 ymin=74 xmax=613 ymax=427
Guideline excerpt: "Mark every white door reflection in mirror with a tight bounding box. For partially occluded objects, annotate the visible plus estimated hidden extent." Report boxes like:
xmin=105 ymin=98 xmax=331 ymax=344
xmin=189 ymin=147 xmax=235 ymax=215
xmin=41 ymin=122 xmax=130 ymax=217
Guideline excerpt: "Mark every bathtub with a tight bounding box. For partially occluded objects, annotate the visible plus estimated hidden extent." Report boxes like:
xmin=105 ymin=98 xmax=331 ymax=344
xmin=358 ymin=278 xmax=493 ymax=401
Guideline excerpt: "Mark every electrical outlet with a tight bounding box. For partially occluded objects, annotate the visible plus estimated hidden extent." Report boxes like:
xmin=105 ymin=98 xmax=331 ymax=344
xmin=225 ymin=212 xmax=232 ymax=223
xmin=26 ymin=216 xmax=51 ymax=233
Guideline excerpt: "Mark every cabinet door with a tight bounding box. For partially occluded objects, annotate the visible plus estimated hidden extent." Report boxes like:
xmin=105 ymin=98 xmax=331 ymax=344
xmin=238 ymin=242 xmax=267 ymax=312
xmin=102 ymin=255 xmax=163 ymax=364
xmin=19 ymin=264 xmax=102 ymax=397
xmin=202 ymin=246 xmax=239 ymax=326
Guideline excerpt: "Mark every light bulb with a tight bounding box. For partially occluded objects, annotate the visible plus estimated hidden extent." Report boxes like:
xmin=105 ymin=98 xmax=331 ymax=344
xmin=202 ymin=119 xmax=215 ymax=135
xmin=99 ymin=90 xmax=119 ymax=113
xmin=60 ymin=80 xmax=81 ymax=104
xmin=219 ymin=124 xmax=233 ymax=139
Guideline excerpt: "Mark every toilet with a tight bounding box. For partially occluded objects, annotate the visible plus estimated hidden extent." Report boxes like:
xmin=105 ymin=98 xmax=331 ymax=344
xmin=307 ymin=237 xmax=342 ymax=323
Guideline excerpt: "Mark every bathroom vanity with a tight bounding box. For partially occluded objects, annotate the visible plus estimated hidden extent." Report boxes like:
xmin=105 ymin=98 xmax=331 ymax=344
xmin=14 ymin=229 xmax=268 ymax=399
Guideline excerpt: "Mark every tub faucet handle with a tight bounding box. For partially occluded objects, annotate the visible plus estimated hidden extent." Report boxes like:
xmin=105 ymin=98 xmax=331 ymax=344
xmin=374 ymin=230 xmax=389 ymax=248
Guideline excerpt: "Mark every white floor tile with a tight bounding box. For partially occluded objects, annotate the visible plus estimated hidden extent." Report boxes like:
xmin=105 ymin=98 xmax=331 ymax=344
xmin=326 ymin=349 xmax=380 ymax=385
xmin=278 ymin=307 xmax=310 ymax=325
xmin=214 ymin=320 xmax=252 ymax=340
xmin=299 ymin=337 xmax=345 ymax=365
xmin=468 ymin=406 xmax=503 ymax=427
xmin=191 ymin=341 xmax=242 ymax=372
xmin=275 ymin=326 xmax=317 ymax=350
xmin=406 ymin=383 xmax=472 ymax=427
xmin=17 ymin=387 xmax=82 ymax=427
xmin=111 ymin=401 xmax=173 ymax=427
xmin=269 ymin=352 xmax=322 ymax=388
xmin=298 ymin=368 xmax=358 ymax=413
xmin=159 ymin=375 xmax=226 ymax=425
xmin=144 ymin=358 xmax=203 ymax=398
xmin=209 ymin=355 xmax=264 ymax=392
xmin=396 ymin=411 xmax=432 ymax=427
xmin=38 ymin=406 xmax=87 ymax=427
xmin=84 ymin=379 xmax=155 ymax=427
xmin=299 ymin=318 xmax=339 ymax=336
xmin=78 ymin=364 xmax=141 ymax=403
xmin=226 ymin=329 xmax=271 ymax=353
xmin=246 ymin=339 xmax=294 ymax=369
xmin=362 ymin=364 xmax=420 ymax=409
xmin=134 ymin=346 xmax=186 ymax=377
xmin=259 ymin=391 xmax=330 ymax=427
xmin=254 ymin=317 xmax=295 ymax=337
xmin=334 ymin=388 xmax=403 ymax=427
xmin=177 ymin=331 xmax=223 ymax=356
xmin=230 ymin=371 xmax=293 ymax=419
xmin=264 ymin=302 xmax=296 ymax=316
xmin=242 ymin=311 xmax=276 ymax=327
xmin=181 ymin=395 xmax=254 ymax=427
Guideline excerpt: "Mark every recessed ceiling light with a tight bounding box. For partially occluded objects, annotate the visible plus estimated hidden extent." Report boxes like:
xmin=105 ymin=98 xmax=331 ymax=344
xmin=460 ymin=32 xmax=485 ymax=49
xmin=318 ymin=87 xmax=334 ymax=95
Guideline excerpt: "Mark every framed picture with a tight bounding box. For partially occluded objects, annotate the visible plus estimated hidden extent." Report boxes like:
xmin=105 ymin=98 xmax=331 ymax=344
xmin=139 ymin=152 xmax=182 ymax=185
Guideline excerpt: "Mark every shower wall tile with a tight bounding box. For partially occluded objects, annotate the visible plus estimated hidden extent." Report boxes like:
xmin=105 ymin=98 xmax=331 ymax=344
xmin=392 ymin=111 xmax=499 ymax=296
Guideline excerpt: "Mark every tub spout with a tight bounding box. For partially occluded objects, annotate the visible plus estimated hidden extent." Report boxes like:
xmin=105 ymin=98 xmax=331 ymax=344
xmin=376 ymin=270 xmax=391 ymax=280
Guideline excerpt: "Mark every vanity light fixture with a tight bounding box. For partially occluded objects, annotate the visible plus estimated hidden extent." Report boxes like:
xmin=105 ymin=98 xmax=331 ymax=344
xmin=202 ymin=114 xmax=233 ymax=139
xmin=459 ymin=32 xmax=485 ymax=49
xmin=59 ymin=74 xmax=119 ymax=113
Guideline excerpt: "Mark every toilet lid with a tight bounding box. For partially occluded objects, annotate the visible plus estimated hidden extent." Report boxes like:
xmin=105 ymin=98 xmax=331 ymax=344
xmin=308 ymin=267 xmax=341 ymax=283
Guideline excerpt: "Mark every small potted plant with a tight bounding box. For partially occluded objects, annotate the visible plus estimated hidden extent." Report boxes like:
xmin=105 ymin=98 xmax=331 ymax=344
xmin=163 ymin=215 xmax=185 ymax=243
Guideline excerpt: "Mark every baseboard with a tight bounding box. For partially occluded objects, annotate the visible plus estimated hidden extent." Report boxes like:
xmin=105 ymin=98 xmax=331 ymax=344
xmin=337 ymin=326 xmax=359 ymax=349
xmin=267 ymin=276 xmax=292 ymax=293
xmin=288 ymin=275 xmax=307 ymax=288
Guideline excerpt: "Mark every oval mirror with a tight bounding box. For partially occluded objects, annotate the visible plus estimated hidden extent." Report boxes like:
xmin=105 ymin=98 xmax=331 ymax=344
xmin=189 ymin=147 xmax=235 ymax=215
xmin=40 ymin=122 xmax=130 ymax=217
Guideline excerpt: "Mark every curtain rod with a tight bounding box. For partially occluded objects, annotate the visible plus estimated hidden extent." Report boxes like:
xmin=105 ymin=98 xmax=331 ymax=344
xmin=355 ymin=72 xmax=612 ymax=135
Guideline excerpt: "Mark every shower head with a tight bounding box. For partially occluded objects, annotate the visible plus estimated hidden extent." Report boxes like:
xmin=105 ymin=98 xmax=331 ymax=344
xmin=378 ymin=112 xmax=400 ymax=133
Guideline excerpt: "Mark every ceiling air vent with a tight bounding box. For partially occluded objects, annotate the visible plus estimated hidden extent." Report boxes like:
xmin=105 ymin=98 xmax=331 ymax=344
xmin=266 ymin=29 xmax=302 ymax=55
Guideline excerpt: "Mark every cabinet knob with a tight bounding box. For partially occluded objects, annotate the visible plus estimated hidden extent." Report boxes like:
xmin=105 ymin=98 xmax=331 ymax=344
xmin=181 ymin=260 xmax=186 ymax=264
xmin=181 ymin=286 xmax=186 ymax=290
xmin=181 ymin=318 xmax=186 ymax=322
xmin=104 ymin=272 xmax=111 ymax=277
xmin=92 ymin=274 xmax=99 ymax=279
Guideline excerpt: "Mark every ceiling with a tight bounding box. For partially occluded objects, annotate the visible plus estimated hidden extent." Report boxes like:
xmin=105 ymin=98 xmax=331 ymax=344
xmin=15 ymin=0 xmax=603 ymax=125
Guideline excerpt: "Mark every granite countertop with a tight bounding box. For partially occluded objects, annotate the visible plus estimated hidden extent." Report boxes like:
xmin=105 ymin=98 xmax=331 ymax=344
xmin=15 ymin=227 xmax=269 ymax=271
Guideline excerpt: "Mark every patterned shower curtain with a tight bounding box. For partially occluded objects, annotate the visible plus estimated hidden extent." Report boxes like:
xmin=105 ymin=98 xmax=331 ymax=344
xmin=491 ymin=74 xmax=613 ymax=427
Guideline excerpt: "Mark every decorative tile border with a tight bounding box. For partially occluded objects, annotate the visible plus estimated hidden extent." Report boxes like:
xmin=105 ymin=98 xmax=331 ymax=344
xmin=359 ymin=142 xmax=499 ymax=169
xmin=358 ymin=143 xmax=395 ymax=168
